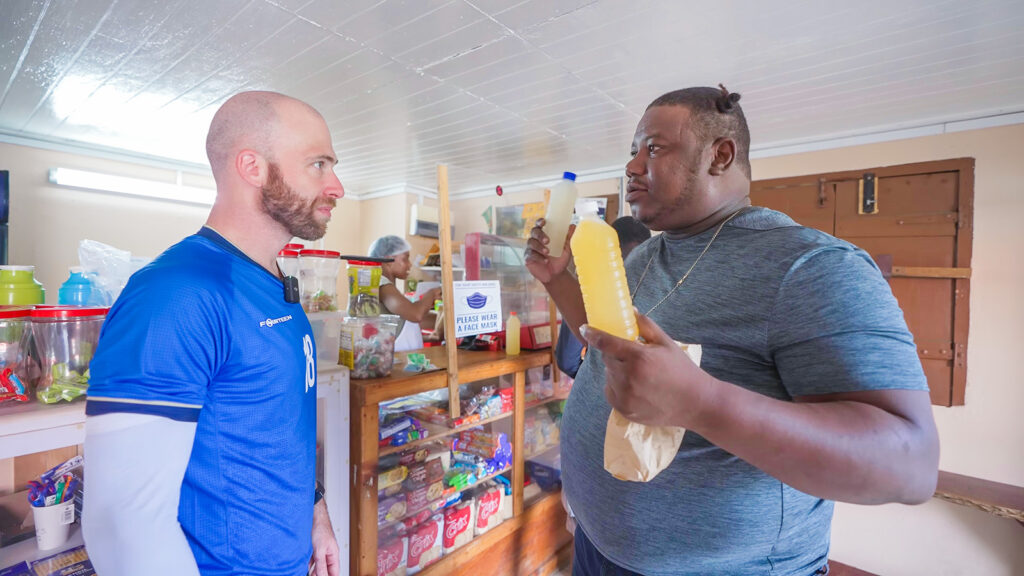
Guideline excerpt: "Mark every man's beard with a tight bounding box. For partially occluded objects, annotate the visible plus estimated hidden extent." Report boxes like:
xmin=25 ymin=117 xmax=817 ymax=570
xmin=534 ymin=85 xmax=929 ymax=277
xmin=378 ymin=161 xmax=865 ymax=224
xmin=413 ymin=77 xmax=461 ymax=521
xmin=260 ymin=163 xmax=334 ymax=240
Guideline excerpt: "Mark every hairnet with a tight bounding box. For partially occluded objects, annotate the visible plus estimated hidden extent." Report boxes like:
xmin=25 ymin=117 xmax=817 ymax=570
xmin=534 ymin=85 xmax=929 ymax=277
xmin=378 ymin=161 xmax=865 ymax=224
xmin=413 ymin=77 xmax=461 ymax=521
xmin=368 ymin=235 xmax=412 ymax=259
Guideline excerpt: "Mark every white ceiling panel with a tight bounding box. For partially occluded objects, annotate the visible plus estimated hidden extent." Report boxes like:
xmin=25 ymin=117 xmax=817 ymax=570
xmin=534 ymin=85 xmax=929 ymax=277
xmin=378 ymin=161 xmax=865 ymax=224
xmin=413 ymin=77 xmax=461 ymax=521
xmin=291 ymin=0 xmax=390 ymax=31
xmin=394 ymin=19 xmax=508 ymax=70
xmin=0 ymin=0 xmax=115 ymax=129
xmin=485 ymin=0 xmax=598 ymax=32
xmin=1 ymin=0 xmax=1022 ymax=195
xmin=331 ymin=0 xmax=453 ymax=45
xmin=422 ymin=35 xmax=533 ymax=79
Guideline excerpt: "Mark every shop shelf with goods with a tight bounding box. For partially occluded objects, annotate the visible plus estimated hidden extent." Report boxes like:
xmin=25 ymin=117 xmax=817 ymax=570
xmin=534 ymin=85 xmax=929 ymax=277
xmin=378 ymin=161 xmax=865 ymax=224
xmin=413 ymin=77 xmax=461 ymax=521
xmin=0 ymin=364 xmax=352 ymax=572
xmin=508 ymin=364 xmax=571 ymax=508
xmin=463 ymin=233 xmax=554 ymax=350
xmin=349 ymin=347 xmax=572 ymax=576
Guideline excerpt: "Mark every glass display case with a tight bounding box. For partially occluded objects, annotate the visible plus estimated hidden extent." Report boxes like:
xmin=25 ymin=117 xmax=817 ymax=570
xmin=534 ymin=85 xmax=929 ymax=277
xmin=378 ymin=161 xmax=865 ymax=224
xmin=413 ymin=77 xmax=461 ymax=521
xmin=349 ymin=347 xmax=571 ymax=576
xmin=463 ymin=233 xmax=553 ymax=349
xmin=376 ymin=377 xmax=515 ymax=574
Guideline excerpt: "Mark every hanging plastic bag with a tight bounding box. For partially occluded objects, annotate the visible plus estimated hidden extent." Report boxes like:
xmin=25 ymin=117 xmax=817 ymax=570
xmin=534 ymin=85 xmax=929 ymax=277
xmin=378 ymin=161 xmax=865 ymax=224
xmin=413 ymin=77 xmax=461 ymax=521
xmin=77 ymin=239 xmax=152 ymax=305
xmin=603 ymin=343 xmax=702 ymax=482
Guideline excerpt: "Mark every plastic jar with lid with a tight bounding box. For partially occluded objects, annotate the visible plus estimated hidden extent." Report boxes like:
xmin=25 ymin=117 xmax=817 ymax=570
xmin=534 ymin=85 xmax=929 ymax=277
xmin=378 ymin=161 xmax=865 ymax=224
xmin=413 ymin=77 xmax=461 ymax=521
xmin=338 ymin=315 xmax=400 ymax=379
xmin=345 ymin=260 xmax=383 ymax=317
xmin=30 ymin=306 xmax=108 ymax=404
xmin=0 ymin=306 xmax=34 ymax=403
xmin=298 ymin=250 xmax=341 ymax=312
xmin=0 ymin=265 xmax=45 ymax=305
xmin=277 ymin=249 xmax=300 ymax=279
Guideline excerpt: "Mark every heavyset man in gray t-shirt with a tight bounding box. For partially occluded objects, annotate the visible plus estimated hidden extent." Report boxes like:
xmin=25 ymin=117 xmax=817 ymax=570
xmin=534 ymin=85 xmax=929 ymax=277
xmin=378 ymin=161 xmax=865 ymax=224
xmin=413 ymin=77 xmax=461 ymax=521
xmin=525 ymin=86 xmax=940 ymax=576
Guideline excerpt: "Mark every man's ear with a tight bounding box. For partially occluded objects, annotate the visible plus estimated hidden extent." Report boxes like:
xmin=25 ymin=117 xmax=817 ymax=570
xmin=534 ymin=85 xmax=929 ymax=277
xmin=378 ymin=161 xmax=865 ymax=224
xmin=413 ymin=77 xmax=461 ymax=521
xmin=236 ymin=150 xmax=267 ymax=188
xmin=709 ymin=138 xmax=736 ymax=175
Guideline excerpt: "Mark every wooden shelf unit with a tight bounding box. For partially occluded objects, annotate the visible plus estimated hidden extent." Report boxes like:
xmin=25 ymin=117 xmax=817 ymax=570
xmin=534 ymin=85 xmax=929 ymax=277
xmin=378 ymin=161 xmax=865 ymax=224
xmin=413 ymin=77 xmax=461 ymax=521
xmin=350 ymin=347 xmax=570 ymax=576
xmin=378 ymin=412 xmax=514 ymax=458
xmin=524 ymin=392 xmax=570 ymax=411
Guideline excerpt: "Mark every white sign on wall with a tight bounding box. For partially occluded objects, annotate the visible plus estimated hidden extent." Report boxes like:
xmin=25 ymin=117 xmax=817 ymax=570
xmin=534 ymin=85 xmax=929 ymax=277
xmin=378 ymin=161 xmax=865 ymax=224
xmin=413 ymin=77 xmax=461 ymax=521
xmin=452 ymin=280 xmax=503 ymax=338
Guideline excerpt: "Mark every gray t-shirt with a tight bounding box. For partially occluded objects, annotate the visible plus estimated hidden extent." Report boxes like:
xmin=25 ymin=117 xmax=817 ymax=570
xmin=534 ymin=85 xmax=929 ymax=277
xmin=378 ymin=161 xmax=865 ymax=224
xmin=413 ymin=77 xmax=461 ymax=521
xmin=561 ymin=207 xmax=927 ymax=576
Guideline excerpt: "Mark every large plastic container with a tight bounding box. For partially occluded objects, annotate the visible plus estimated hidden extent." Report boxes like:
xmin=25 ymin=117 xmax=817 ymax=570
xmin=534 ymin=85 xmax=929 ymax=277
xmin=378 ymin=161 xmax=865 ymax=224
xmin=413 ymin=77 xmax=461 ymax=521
xmin=276 ymin=249 xmax=300 ymax=279
xmin=0 ymin=306 xmax=34 ymax=403
xmin=339 ymin=315 xmax=399 ymax=379
xmin=543 ymin=171 xmax=578 ymax=258
xmin=306 ymin=310 xmax=344 ymax=362
xmin=0 ymin=266 xmax=45 ymax=305
xmin=346 ymin=259 xmax=383 ymax=317
xmin=570 ymin=201 xmax=637 ymax=340
xmin=298 ymin=249 xmax=341 ymax=312
xmin=57 ymin=267 xmax=95 ymax=306
xmin=30 ymin=306 xmax=108 ymax=404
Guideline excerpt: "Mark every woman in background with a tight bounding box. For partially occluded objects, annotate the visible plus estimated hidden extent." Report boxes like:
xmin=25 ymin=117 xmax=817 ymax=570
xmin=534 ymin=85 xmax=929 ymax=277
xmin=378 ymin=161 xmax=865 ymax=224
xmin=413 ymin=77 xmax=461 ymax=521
xmin=368 ymin=235 xmax=442 ymax=351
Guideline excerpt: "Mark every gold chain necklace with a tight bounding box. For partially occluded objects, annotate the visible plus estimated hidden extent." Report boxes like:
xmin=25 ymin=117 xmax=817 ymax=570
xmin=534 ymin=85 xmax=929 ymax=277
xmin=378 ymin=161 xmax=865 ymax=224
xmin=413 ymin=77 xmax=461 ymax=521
xmin=631 ymin=207 xmax=747 ymax=316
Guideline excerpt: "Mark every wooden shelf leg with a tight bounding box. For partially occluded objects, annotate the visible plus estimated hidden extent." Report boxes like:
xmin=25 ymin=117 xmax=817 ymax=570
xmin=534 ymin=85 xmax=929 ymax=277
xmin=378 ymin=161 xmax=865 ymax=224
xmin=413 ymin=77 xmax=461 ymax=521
xmin=513 ymin=369 xmax=526 ymax=517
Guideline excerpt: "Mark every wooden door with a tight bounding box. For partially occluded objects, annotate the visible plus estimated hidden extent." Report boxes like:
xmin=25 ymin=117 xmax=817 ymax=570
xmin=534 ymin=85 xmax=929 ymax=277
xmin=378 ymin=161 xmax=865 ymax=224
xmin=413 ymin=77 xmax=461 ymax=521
xmin=750 ymin=176 xmax=836 ymax=234
xmin=751 ymin=159 xmax=974 ymax=406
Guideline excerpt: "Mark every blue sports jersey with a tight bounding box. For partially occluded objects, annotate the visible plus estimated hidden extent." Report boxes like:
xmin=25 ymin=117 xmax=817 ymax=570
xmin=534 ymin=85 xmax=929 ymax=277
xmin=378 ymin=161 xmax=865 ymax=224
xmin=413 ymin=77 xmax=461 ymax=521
xmin=87 ymin=227 xmax=317 ymax=576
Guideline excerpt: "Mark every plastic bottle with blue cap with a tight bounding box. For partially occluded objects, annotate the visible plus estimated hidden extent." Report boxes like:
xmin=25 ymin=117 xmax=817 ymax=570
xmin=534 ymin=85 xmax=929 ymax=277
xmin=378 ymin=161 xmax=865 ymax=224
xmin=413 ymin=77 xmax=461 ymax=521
xmin=543 ymin=171 xmax=578 ymax=258
xmin=57 ymin=267 xmax=94 ymax=306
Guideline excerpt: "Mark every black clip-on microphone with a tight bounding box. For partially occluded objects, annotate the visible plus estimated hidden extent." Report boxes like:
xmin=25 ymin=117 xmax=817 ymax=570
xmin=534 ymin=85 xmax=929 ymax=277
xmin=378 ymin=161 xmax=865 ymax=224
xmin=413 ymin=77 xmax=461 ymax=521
xmin=283 ymin=276 xmax=300 ymax=304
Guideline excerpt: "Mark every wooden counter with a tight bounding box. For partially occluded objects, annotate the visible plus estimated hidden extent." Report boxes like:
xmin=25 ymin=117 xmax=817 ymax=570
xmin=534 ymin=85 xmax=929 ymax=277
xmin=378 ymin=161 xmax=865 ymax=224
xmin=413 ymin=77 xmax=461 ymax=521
xmin=350 ymin=347 xmax=551 ymax=405
xmin=348 ymin=347 xmax=568 ymax=576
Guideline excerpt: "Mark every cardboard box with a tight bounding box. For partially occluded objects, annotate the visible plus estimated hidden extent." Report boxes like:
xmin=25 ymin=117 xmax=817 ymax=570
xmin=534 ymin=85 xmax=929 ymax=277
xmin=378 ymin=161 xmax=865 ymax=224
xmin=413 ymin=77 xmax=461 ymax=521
xmin=525 ymin=446 xmax=562 ymax=492
xmin=0 ymin=490 xmax=33 ymax=547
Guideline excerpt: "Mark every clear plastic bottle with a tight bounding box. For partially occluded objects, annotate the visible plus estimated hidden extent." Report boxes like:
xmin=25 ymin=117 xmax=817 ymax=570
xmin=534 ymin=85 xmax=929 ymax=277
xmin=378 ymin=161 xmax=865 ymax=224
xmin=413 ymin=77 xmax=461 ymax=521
xmin=505 ymin=311 xmax=521 ymax=356
xmin=543 ymin=172 xmax=578 ymax=258
xmin=570 ymin=201 xmax=637 ymax=341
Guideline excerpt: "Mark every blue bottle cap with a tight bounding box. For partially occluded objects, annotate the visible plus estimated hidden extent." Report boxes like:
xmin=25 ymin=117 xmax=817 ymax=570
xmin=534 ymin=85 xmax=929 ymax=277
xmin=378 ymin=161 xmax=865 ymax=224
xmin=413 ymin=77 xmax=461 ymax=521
xmin=562 ymin=171 xmax=576 ymax=181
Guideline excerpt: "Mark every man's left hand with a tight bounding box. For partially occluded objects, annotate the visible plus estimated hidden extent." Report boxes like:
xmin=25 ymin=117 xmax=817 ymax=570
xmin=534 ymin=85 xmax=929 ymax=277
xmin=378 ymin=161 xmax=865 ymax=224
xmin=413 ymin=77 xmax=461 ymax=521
xmin=581 ymin=311 xmax=716 ymax=428
xmin=310 ymin=499 xmax=340 ymax=576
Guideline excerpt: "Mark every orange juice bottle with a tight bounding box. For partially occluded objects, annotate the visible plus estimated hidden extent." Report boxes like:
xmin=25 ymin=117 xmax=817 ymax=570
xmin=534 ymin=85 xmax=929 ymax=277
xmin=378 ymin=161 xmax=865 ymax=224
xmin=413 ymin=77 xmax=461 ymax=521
xmin=505 ymin=312 xmax=521 ymax=356
xmin=570 ymin=201 xmax=637 ymax=341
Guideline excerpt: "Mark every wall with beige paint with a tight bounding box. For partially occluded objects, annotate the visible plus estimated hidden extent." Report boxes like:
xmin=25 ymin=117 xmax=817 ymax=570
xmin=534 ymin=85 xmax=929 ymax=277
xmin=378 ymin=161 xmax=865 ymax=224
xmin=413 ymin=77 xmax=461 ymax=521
xmin=3 ymin=120 xmax=1022 ymax=573
xmin=751 ymin=124 xmax=1024 ymax=576
xmin=0 ymin=142 xmax=213 ymax=303
xmin=447 ymin=124 xmax=1024 ymax=575
xmin=0 ymin=141 xmax=363 ymax=304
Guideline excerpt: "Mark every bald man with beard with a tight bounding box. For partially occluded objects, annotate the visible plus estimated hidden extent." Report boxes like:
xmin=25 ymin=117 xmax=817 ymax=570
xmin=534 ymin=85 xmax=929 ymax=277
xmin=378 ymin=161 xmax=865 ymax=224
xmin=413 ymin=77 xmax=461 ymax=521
xmin=83 ymin=92 xmax=345 ymax=576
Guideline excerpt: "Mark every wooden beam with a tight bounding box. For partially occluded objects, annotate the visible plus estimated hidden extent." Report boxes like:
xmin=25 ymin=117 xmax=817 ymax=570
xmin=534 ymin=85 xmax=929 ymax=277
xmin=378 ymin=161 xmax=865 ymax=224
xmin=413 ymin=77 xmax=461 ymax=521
xmin=512 ymin=370 xmax=526 ymax=517
xmin=934 ymin=470 xmax=1024 ymax=522
xmin=892 ymin=266 xmax=971 ymax=279
xmin=437 ymin=163 xmax=460 ymax=418
xmin=827 ymin=560 xmax=878 ymax=576
xmin=543 ymin=187 xmax=560 ymax=389
xmin=354 ymin=403 xmax=380 ymax=576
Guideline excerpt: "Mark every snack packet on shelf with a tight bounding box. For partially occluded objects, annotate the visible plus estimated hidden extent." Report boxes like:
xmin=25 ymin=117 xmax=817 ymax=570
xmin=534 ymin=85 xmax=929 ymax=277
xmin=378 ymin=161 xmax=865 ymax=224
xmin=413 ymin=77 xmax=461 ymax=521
xmin=378 ymin=494 xmax=408 ymax=525
xmin=442 ymin=498 xmax=476 ymax=554
xmin=378 ymin=466 xmax=408 ymax=492
xmin=377 ymin=536 xmax=408 ymax=576
xmin=473 ymin=484 xmax=504 ymax=536
xmin=406 ymin=514 xmax=443 ymax=574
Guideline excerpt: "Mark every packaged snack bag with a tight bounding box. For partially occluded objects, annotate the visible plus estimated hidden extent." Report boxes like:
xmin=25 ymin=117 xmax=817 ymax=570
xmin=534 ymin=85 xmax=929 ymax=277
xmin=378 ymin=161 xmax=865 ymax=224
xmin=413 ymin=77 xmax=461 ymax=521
xmin=474 ymin=485 xmax=504 ymax=536
xmin=406 ymin=514 xmax=443 ymax=574
xmin=377 ymin=537 xmax=408 ymax=576
xmin=442 ymin=498 xmax=475 ymax=554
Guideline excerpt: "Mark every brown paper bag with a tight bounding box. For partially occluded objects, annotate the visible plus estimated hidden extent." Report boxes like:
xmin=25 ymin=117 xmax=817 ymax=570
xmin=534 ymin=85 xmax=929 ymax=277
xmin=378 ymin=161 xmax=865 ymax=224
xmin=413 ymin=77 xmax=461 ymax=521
xmin=604 ymin=344 xmax=702 ymax=482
